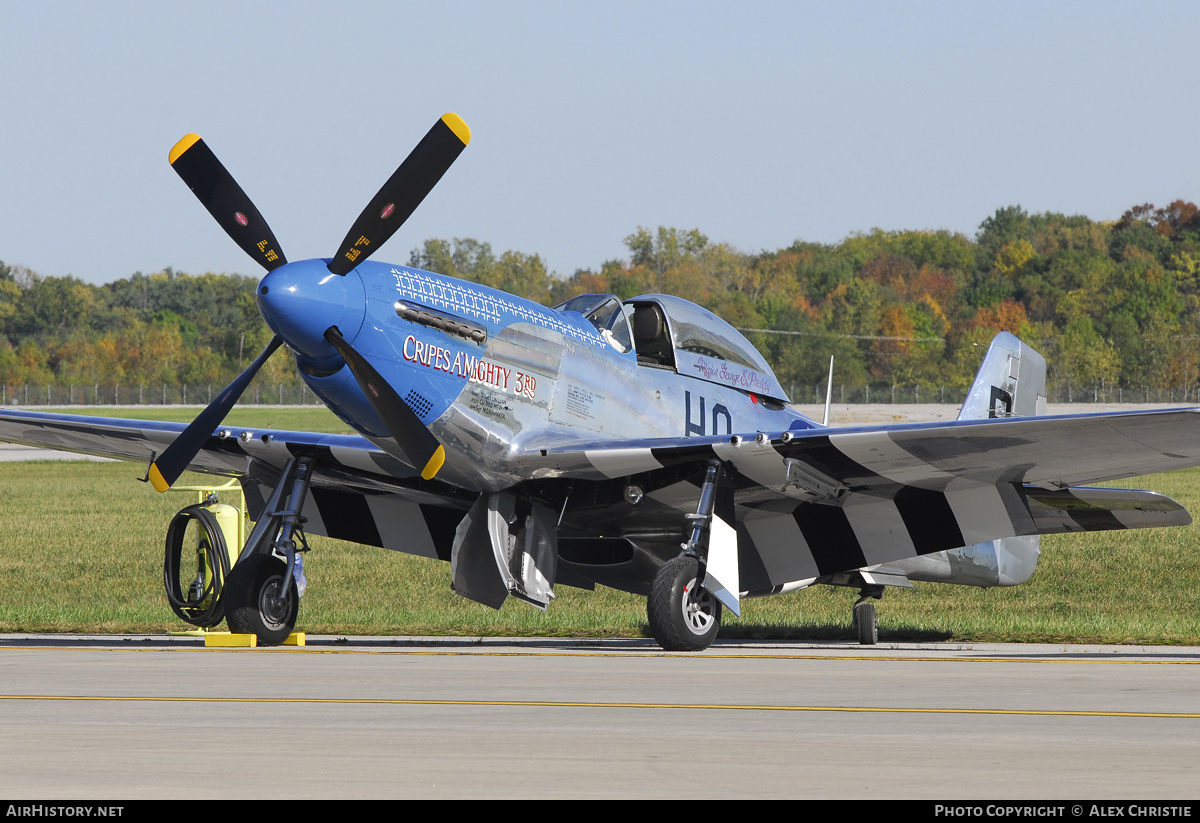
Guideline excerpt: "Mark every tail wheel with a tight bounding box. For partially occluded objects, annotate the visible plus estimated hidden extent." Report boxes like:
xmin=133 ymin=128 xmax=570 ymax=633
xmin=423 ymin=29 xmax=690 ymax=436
xmin=224 ymin=554 xmax=298 ymax=646
xmin=853 ymin=600 xmax=878 ymax=645
xmin=647 ymin=556 xmax=722 ymax=652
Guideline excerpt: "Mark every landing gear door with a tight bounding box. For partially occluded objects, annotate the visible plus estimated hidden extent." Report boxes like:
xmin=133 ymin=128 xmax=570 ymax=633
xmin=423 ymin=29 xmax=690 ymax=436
xmin=450 ymin=493 xmax=511 ymax=609
xmin=450 ymin=493 xmax=558 ymax=610
xmin=511 ymin=502 xmax=558 ymax=609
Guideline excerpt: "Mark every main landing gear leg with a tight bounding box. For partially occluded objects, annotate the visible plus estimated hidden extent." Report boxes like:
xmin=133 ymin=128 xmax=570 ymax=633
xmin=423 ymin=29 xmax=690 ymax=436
xmin=647 ymin=460 xmax=726 ymax=652
xmin=852 ymin=585 xmax=884 ymax=646
xmin=224 ymin=456 xmax=313 ymax=645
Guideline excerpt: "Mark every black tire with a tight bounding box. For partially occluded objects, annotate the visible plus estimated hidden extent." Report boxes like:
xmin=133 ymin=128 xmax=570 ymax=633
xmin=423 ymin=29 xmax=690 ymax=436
xmin=647 ymin=556 xmax=722 ymax=651
xmin=224 ymin=554 xmax=299 ymax=646
xmin=853 ymin=600 xmax=878 ymax=645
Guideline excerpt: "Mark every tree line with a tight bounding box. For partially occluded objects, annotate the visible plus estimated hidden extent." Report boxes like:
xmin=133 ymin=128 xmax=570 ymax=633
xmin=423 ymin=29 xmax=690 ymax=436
xmin=4 ymin=201 xmax=1200 ymax=400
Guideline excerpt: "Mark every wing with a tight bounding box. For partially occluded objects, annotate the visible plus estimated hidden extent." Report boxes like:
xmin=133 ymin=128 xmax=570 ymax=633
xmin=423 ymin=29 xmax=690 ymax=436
xmin=536 ymin=407 xmax=1200 ymax=487
xmin=534 ymin=408 xmax=1200 ymax=591
xmin=0 ymin=409 xmax=471 ymax=560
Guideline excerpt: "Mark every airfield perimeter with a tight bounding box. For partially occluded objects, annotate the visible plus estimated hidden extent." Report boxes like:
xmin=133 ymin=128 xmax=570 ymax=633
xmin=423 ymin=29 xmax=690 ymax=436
xmin=2 ymin=404 xmax=1198 ymax=798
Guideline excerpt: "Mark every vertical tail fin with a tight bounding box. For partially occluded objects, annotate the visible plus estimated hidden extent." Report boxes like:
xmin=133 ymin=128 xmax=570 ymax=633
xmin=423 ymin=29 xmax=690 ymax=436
xmin=958 ymin=331 xmax=1047 ymax=421
xmin=954 ymin=331 xmax=1047 ymax=585
xmin=849 ymin=333 xmax=1050 ymax=589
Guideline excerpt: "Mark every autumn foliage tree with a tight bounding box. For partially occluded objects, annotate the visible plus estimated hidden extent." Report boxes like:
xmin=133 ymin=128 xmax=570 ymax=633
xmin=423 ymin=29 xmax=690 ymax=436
xmin=5 ymin=200 xmax=1200 ymax=400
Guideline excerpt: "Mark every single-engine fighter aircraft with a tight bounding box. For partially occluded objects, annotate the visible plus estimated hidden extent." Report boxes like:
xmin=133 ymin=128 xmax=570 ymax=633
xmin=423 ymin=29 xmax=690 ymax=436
xmin=4 ymin=113 xmax=1200 ymax=650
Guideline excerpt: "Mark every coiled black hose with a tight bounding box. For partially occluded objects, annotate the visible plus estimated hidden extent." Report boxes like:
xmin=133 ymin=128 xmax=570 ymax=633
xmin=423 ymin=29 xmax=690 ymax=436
xmin=163 ymin=504 xmax=231 ymax=628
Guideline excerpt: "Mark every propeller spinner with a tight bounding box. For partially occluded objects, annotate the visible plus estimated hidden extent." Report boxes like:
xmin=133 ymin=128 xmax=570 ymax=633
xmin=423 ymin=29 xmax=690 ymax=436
xmin=149 ymin=114 xmax=471 ymax=491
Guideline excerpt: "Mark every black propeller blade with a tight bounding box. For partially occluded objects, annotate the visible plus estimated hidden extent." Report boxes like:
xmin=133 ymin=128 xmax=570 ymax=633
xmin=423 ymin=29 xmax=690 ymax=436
xmin=323 ymin=326 xmax=446 ymax=480
xmin=327 ymin=113 xmax=471 ymax=275
xmin=162 ymin=115 xmax=468 ymax=486
xmin=147 ymin=336 xmax=283 ymax=492
xmin=169 ymin=134 xmax=288 ymax=272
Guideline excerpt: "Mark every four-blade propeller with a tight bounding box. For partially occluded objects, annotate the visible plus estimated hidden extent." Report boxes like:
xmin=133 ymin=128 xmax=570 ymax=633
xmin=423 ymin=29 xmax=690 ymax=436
xmin=148 ymin=114 xmax=470 ymax=491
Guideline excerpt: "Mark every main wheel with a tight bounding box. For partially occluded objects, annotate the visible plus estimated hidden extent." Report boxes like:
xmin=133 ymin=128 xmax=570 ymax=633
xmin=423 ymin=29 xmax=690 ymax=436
xmin=853 ymin=600 xmax=878 ymax=645
xmin=647 ymin=556 xmax=722 ymax=651
xmin=224 ymin=554 xmax=299 ymax=646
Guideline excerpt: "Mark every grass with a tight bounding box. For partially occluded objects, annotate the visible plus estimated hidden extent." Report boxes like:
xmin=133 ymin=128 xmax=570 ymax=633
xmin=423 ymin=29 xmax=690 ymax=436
xmin=2 ymin=408 xmax=1199 ymax=643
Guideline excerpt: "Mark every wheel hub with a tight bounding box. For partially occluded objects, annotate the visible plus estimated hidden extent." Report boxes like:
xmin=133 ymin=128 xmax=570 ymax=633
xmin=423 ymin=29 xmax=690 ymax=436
xmin=681 ymin=579 xmax=716 ymax=635
xmin=258 ymin=577 xmax=292 ymax=631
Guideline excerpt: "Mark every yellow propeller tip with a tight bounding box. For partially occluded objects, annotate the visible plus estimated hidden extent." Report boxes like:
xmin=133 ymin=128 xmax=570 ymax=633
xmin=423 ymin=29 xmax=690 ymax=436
xmin=148 ymin=463 xmax=171 ymax=493
xmin=169 ymin=133 xmax=202 ymax=166
xmin=420 ymin=445 xmax=447 ymax=480
xmin=440 ymin=113 xmax=471 ymax=146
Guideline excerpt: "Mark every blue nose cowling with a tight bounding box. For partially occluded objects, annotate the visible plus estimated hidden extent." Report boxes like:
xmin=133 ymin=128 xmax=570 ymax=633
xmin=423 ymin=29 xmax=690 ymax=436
xmin=257 ymin=259 xmax=367 ymax=364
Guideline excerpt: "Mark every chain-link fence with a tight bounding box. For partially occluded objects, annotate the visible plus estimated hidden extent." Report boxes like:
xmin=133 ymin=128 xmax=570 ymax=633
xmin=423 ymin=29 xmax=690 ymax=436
xmin=787 ymin=383 xmax=1199 ymax=405
xmin=1 ymin=383 xmax=321 ymax=406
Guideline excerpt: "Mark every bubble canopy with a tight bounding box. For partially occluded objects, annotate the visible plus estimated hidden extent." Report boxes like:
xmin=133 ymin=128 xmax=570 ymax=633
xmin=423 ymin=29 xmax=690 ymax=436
xmin=554 ymin=292 xmax=788 ymax=402
xmin=630 ymin=294 xmax=789 ymax=402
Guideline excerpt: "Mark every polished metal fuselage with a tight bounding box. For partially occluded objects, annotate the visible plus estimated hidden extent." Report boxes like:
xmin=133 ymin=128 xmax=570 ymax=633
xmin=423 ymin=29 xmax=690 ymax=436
xmin=269 ymin=259 xmax=1039 ymax=595
xmin=285 ymin=261 xmax=813 ymax=492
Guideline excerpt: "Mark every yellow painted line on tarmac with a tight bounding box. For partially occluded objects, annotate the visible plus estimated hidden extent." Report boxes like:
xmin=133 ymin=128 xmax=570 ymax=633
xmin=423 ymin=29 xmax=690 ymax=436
xmin=0 ymin=693 xmax=1197 ymax=719
xmin=2 ymin=644 xmax=1198 ymax=665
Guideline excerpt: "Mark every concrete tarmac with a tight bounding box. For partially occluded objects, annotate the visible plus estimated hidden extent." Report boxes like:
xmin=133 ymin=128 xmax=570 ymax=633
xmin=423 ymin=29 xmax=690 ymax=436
xmin=1 ymin=635 xmax=1197 ymax=799
xmin=4 ymin=404 xmax=1198 ymax=797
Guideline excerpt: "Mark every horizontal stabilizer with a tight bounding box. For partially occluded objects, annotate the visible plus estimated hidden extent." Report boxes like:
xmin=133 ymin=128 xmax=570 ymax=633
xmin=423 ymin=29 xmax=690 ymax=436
xmin=1025 ymin=486 xmax=1192 ymax=533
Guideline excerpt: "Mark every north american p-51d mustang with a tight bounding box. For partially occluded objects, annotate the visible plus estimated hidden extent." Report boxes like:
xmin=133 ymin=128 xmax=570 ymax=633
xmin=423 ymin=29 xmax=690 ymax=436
xmin=3 ymin=113 xmax=1200 ymax=649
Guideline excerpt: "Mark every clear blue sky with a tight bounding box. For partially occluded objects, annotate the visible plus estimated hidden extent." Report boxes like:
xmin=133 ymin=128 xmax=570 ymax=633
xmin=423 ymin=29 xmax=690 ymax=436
xmin=2 ymin=1 xmax=1198 ymax=285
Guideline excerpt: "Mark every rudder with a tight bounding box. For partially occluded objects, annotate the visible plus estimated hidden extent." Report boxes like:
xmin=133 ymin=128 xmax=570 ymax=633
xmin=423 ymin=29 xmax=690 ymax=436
xmin=958 ymin=331 xmax=1047 ymax=421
